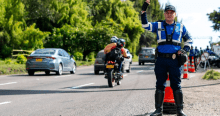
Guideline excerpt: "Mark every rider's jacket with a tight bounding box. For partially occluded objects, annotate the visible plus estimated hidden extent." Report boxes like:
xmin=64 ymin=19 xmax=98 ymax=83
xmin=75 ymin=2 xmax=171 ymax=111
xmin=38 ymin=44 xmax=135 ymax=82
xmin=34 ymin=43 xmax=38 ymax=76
xmin=189 ymin=49 xmax=196 ymax=56
xmin=104 ymin=43 xmax=127 ymax=57
xmin=141 ymin=12 xmax=192 ymax=53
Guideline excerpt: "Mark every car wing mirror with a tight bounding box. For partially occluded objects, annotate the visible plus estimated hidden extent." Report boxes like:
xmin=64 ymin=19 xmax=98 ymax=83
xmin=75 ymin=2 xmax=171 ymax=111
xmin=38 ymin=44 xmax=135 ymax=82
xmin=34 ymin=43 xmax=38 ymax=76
xmin=70 ymin=55 xmax=73 ymax=59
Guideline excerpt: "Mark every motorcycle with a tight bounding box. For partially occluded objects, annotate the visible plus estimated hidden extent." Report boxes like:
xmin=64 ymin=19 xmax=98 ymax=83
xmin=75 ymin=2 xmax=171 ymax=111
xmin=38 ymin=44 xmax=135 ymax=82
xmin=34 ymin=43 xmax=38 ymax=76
xmin=105 ymin=56 xmax=130 ymax=87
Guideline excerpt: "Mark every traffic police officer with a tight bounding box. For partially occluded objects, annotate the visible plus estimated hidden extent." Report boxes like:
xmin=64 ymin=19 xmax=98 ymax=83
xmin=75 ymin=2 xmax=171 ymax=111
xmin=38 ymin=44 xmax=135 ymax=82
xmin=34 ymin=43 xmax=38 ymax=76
xmin=141 ymin=0 xmax=192 ymax=116
xmin=199 ymin=47 xmax=203 ymax=57
xmin=205 ymin=45 xmax=215 ymax=55
xmin=189 ymin=46 xmax=196 ymax=71
xmin=194 ymin=46 xmax=199 ymax=70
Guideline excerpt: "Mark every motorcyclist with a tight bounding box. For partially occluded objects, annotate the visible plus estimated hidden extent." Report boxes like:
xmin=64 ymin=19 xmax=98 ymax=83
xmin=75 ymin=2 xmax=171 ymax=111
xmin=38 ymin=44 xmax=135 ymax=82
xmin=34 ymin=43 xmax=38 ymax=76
xmin=110 ymin=36 xmax=118 ymax=43
xmin=104 ymin=38 xmax=129 ymax=78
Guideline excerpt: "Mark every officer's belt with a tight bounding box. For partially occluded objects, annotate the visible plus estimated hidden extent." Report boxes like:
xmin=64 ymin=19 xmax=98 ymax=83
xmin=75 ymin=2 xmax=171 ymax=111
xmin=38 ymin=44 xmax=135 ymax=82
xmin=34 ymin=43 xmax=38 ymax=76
xmin=158 ymin=41 xmax=181 ymax=46
xmin=158 ymin=52 xmax=177 ymax=59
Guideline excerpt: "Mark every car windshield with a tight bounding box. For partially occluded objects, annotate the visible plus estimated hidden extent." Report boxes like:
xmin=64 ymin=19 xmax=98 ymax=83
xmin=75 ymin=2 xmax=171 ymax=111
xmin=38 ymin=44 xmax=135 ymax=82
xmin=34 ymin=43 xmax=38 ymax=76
xmin=33 ymin=49 xmax=56 ymax=55
xmin=96 ymin=52 xmax=105 ymax=58
xmin=141 ymin=49 xmax=153 ymax=53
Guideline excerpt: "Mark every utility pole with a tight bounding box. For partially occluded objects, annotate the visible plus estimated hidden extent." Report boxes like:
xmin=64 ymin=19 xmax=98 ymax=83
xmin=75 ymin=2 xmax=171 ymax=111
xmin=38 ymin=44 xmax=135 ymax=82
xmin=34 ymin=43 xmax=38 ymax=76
xmin=210 ymin=36 xmax=213 ymax=51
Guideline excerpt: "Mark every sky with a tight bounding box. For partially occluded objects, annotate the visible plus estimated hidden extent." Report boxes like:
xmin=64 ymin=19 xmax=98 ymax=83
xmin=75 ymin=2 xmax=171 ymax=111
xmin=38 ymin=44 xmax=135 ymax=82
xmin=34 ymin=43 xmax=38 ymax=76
xmin=158 ymin=0 xmax=220 ymax=49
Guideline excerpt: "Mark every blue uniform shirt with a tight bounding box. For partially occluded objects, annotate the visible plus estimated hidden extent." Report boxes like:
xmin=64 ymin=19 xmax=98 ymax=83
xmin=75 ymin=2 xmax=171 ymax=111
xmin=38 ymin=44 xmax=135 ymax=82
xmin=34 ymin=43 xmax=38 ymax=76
xmin=195 ymin=49 xmax=199 ymax=56
xmin=189 ymin=49 xmax=196 ymax=56
xmin=141 ymin=12 xmax=193 ymax=53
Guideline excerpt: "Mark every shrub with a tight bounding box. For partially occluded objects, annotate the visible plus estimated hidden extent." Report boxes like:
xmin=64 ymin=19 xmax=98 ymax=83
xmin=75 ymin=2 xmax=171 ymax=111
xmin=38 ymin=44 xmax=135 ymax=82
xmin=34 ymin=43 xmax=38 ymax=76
xmin=17 ymin=55 xmax=27 ymax=64
xmin=5 ymin=59 xmax=12 ymax=64
xmin=202 ymin=69 xmax=220 ymax=80
xmin=87 ymin=52 xmax=95 ymax=62
xmin=74 ymin=52 xmax=83 ymax=61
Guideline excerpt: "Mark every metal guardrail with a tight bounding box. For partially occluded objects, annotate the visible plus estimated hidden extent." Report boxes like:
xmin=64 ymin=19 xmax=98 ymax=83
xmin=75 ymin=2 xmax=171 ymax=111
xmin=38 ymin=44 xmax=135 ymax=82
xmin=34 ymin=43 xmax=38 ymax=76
xmin=11 ymin=49 xmax=34 ymax=58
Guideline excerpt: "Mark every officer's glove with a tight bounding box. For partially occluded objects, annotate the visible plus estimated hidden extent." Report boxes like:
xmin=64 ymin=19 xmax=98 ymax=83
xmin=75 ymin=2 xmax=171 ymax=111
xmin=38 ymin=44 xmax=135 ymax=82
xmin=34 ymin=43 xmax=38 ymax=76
xmin=177 ymin=49 xmax=188 ymax=66
xmin=142 ymin=2 xmax=149 ymax=11
xmin=178 ymin=49 xmax=186 ymax=55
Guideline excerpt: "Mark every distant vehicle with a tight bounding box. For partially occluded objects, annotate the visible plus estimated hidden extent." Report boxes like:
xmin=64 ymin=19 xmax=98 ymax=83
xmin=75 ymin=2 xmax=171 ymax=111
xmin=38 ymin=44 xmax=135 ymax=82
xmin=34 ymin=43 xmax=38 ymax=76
xmin=26 ymin=48 xmax=76 ymax=76
xmin=94 ymin=49 xmax=132 ymax=74
xmin=124 ymin=48 xmax=133 ymax=64
xmin=138 ymin=47 xmax=156 ymax=65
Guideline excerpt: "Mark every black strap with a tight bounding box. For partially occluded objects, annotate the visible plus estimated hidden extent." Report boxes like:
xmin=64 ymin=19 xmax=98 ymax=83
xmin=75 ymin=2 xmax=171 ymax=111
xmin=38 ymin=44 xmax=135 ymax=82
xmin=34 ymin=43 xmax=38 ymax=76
xmin=163 ymin=21 xmax=176 ymax=43
xmin=158 ymin=41 xmax=181 ymax=46
xmin=158 ymin=52 xmax=176 ymax=59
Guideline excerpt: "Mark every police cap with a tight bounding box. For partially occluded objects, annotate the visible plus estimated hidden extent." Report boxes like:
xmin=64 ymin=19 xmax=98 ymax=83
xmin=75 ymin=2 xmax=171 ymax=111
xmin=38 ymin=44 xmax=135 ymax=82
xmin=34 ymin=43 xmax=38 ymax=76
xmin=164 ymin=5 xmax=176 ymax=12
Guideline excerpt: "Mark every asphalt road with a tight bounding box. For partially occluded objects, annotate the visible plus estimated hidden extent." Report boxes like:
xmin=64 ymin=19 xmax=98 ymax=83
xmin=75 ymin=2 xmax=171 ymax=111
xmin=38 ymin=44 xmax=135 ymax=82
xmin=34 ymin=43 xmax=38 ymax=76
xmin=0 ymin=62 xmax=159 ymax=116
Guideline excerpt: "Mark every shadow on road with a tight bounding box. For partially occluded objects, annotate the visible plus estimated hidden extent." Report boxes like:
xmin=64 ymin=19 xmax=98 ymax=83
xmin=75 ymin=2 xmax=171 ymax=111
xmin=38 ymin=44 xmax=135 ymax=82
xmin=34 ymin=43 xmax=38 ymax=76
xmin=0 ymin=88 xmax=156 ymax=96
xmin=8 ymin=73 xmax=71 ymax=77
xmin=1 ymin=82 xmax=220 ymax=96
xmin=79 ymin=73 xmax=105 ymax=75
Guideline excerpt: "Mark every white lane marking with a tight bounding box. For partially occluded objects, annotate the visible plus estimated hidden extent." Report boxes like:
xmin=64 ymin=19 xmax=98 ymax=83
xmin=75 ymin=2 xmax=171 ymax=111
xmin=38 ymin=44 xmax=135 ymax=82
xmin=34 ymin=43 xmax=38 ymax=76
xmin=54 ymin=75 xmax=71 ymax=78
xmin=137 ymin=70 xmax=143 ymax=73
xmin=0 ymin=82 xmax=17 ymax=86
xmin=90 ymin=71 xmax=94 ymax=73
xmin=71 ymin=83 xmax=95 ymax=89
xmin=123 ymin=74 xmax=127 ymax=77
xmin=0 ymin=101 xmax=11 ymax=105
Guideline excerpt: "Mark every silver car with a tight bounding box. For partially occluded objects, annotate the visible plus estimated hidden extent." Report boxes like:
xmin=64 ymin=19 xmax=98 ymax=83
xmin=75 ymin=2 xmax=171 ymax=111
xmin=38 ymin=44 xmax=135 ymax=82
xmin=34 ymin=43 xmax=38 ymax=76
xmin=94 ymin=49 xmax=131 ymax=74
xmin=26 ymin=48 xmax=76 ymax=76
xmin=138 ymin=47 xmax=156 ymax=65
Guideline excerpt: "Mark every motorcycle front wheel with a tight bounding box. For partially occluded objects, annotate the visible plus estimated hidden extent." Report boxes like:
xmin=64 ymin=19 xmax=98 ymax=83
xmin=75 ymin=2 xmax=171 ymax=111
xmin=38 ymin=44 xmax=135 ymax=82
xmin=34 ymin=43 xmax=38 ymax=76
xmin=107 ymin=69 xmax=115 ymax=87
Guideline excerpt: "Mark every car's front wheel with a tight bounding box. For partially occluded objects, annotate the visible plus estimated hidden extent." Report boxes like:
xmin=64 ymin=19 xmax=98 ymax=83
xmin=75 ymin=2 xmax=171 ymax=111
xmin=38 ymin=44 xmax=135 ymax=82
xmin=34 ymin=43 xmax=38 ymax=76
xmin=28 ymin=71 xmax=34 ymax=76
xmin=70 ymin=63 xmax=76 ymax=74
xmin=95 ymin=70 xmax=99 ymax=74
xmin=126 ymin=64 xmax=131 ymax=73
xmin=45 ymin=71 xmax=50 ymax=75
xmin=217 ymin=62 xmax=220 ymax=68
xmin=56 ymin=64 xmax=63 ymax=75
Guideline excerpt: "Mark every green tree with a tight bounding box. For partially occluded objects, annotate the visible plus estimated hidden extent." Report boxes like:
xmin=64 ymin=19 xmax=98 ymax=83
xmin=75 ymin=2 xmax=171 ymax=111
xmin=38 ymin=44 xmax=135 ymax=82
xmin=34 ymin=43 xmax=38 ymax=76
xmin=0 ymin=0 xmax=26 ymax=58
xmin=88 ymin=0 xmax=144 ymax=54
xmin=207 ymin=8 xmax=220 ymax=31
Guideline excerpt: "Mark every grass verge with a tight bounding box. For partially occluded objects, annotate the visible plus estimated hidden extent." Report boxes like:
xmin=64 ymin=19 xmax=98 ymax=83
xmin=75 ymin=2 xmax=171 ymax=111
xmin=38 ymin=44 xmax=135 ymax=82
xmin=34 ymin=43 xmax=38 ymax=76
xmin=0 ymin=60 xmax=95 ymax=75
xmin=202 ymin=69 xmax=220 ymax=80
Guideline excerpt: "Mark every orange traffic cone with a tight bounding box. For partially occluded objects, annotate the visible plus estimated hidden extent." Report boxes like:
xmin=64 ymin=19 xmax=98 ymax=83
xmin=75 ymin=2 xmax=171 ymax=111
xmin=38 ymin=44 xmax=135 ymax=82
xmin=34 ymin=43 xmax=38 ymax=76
xmin=187 ymin=57 xmax=191 ymax=72
xmin=191 ymin=56 xmax=196 ymax=72
xmin=164 ymin=76 xmax=175 ymax=103
xmin=163 ymin=74 xmax=176 ymax=114
xmin=183 ymin=61 xmax=188 ymax=79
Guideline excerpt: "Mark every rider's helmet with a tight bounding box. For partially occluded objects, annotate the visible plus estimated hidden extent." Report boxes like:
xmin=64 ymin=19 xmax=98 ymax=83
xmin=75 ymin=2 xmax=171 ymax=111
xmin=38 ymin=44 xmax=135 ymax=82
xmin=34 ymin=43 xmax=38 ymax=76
xmin=110 ymin=36 xmax=118 ymax=43
xmin=117 ymin=38 xmax=125 ymax=48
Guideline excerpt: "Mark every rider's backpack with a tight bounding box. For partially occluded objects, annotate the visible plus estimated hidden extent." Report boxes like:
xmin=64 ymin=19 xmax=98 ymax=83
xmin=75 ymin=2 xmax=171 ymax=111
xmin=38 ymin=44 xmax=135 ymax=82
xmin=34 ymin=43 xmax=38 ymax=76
xmin=107 ymin=47 xmax=122 ymax=61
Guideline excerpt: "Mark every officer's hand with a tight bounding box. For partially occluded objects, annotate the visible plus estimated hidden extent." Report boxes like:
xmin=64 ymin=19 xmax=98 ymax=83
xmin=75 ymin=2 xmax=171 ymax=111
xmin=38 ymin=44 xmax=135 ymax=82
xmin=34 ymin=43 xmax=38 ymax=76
xmin=146 ymin=0 xmax=150 ymax=5
xmin=178 ymin=49 xmax=186 ymax=55
xmin=142 ymin=0 xmax=150 ymax=12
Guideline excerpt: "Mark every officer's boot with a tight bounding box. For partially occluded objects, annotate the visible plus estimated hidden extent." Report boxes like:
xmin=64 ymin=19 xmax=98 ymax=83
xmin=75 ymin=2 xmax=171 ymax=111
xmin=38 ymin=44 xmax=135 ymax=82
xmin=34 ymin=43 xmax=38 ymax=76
xmin=150 ymin=89 xmax=164 ymax=116
xmin=173 ymin=90 xmax=187 ymax=116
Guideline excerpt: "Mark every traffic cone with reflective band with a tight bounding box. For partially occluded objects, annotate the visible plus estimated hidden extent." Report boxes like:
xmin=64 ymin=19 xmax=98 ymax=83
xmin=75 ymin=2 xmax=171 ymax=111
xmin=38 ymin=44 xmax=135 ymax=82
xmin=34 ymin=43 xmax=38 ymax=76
xmin=191 ymin=56 xmax=196 ymax=72
xmin=187 ymin=57 xmax=191 ymax=72
xmin=183 ymin=61 xmax=188 ymax=79
xmin=163 ymin=74 xmax=176 ymax=114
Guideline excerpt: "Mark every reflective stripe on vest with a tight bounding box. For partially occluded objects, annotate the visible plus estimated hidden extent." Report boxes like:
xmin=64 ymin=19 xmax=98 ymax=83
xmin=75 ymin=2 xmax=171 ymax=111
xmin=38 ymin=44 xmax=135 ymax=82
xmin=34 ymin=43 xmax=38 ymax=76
xmin=142 ymin=22 xmax=152 ymax=31
xmin=178 ymin=24 xmax=183 ymax=41
xmin=157 ymin=22 xmax=183 ymax=45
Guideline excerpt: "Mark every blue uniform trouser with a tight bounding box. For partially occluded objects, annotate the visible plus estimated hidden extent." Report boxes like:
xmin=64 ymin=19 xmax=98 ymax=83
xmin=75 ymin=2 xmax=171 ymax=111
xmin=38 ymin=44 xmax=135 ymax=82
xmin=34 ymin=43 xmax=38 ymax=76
xmin=154 ymin=57 xmax=182 ymax=92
